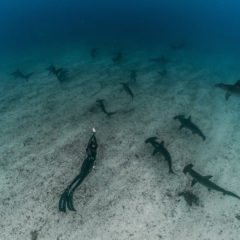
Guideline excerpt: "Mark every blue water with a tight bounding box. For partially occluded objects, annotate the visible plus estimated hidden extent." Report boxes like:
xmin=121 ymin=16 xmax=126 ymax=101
xmin=1 ymin=0 xmax=240 ymax=52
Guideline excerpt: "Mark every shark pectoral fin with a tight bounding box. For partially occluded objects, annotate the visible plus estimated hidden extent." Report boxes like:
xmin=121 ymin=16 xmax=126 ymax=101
xmin=179 ymin=125 xmax=184 ymax=130
xmin=225 ymin=92 xmax=231 ymax=100
xmin=191 ymin=179 xmax=197 ymax=187
xmin=204 ymin=175 xmax=213 ymax=180
xmin=152 ymin=149 xmax=158 ymax=156
xmin=234 ymin=80 xmax=240 ymax=87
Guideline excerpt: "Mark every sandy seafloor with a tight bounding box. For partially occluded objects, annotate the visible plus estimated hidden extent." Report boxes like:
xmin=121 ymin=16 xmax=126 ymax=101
xmin=1 ymin=41 xmax=240 ymax=240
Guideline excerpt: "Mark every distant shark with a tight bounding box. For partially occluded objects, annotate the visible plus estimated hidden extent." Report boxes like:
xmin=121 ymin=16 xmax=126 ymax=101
xmin=170 ymin=42 xmax=186 ymax=51
xmin=96 ymin=99 xmax=116 ymax=117
xmin=112 ymin=52 xmax=122 ymax=64
xmin=47 ymin=65 xmax=63 ymax=76
xmin=90 ymin=48 xmax=99 ymax=59
xmin=174 ymin=115 xmax=206 ymax=141
xmin=130 ymin=70 xmax=137 ymax=83
xmin=158 ymin=69 xmax=168 ymax=78
xmin=47 ymin=65 xmax=68 ymax=82
xmin=145 ymin=137 xmax=174 ymax=174
xmin=183 ymin=164 xmax=240 ymax=200
xmin=120 ymin=82 xmax=134 ymax=100
xmin=215 ymin=80 xmax=240 ymax=100
xmin=11 ymin=69 xmax=33 ymax=81
xmin=149 ymin=56 xmax=170 ymax=65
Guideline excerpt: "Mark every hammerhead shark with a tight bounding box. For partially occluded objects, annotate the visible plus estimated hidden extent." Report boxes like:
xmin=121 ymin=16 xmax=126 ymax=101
xmin=90 ymin=48 xmax=99 ymax=59
xmin=120 ymin=82 xmax=134 ymax=100
xmin=96 ymin=99 xmax=116 ymax=117
xmin=145 ymin=137 xmax=174 ymax=174
xmin=159 ymin=69 xmax=168 ymax=78
xmin=174 ymin=115 xmax=206 ymax=141
xmin=47 ymin=65 xmax=63 ymax=76
xmin=112 ymin=52 xmax=122 ymax=64
xmin=149 ymin=56 xmax=170 ymax=65
xmin=130 ymin=70 xmax=137 ymax=83
xmin=183 ymin=164 xmax=240 ymax=200
xmin=170 ymin=42 xmax=186 ymax=51
xmin=47 ymin=65 xmax=68 ymax=82
xmin=11 ymin=69 xmax=33 ymax=81
xmin=215 ymin=80 xmax=240 ymax=100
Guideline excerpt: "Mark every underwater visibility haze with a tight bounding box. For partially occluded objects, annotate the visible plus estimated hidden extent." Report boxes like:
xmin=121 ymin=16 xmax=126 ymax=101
xmin=1 ymin=0 xmax=240 ymax=239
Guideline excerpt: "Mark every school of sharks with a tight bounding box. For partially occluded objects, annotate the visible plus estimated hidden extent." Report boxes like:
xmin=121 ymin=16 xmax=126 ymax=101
xmin=11 ymin=47 xmax=240 ymax=213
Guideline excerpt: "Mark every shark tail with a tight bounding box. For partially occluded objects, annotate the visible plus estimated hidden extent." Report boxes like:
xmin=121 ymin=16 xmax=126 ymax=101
xmin=225 ymin=191 xmax=240 ymax=200
xmin=107 ymin=111 xmax=117 ymax=117
xmin=201 ymin=134 xmax=206 ymax=141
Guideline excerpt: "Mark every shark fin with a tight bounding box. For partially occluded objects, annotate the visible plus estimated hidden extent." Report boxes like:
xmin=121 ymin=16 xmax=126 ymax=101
xmin=234 ymin=80 xmax=240 ymax=87
xmin=188 ymin=116 xmax=191 ymax=120
xmin=225 ymin=92 xmax=231 ymax=101
xmin=191 ymin=179 xmax=197 ymax=187
xmin=25 ymin=73 xmax=33 ymax=81
xmin=160 ymin=141 xmax=164 ymax=146
xmin=179 ymin=124 xmax=184 ymax=130
xmin=152 ymin=149 xmax=158 ymax=156
xmin=204 ymin=175 xmax=213 ymax=180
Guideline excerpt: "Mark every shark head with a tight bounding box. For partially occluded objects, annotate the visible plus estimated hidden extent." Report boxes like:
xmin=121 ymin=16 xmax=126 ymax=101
xmin=214 ymin=83 xmax=228 ymax=90
xmin=96 ymin=99 xmax=104 ymax=104
xmin=174 ymin=115 xmax=185 ymax=120
xmin=145 ymin=137 xmax=158 ymax=144
xmin=183 ymin=164 xmax=193 ymax=174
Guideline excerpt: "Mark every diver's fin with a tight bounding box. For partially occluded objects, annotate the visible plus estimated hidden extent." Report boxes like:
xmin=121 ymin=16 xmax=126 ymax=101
xmin=191 ymin=179 xmax=197 ymax=187
xmin=225 ymin=92 xmax=231 ymax=100
xmin=59 ymin=191 xmax=68 ymax=212
xmin=67 ymin=192 xmax=76 ymax=211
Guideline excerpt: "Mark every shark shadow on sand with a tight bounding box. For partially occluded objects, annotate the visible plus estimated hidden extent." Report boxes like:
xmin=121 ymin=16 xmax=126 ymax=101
xmin=59 ymin=131 xmax=98 ymax=212
xmin=178 ymin=190 xmax=199 ymax=206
